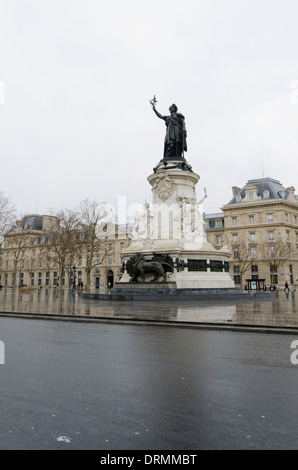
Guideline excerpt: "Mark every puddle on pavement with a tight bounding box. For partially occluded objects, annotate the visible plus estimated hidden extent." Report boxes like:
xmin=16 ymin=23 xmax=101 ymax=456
xmin=0 ymin=288 xmax=297 ymax=327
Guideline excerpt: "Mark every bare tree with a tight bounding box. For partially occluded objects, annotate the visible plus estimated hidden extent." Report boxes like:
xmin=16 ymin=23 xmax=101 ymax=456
xmin=78 ymin=199 xmax=109 ymax=291
xmin=27 ymin=256 xmax=36 ymax=287
xmin=6 ymin=221 xmax=30 ymax=287
xmin=0 ymin=194 xmax=16 ymax=286
xmin=45 ymin=209 xmax=81 ymax=292
xmin=0 ymin=192 xmax=16 ymax=242
xmin=263 ymin=242 xmax=288 ymax=284
xmin=232 ymin=243 xmax=253 ymax=287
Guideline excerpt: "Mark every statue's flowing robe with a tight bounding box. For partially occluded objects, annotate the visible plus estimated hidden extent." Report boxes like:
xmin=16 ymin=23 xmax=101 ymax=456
xmin=154 ymin=109 xmax=187 ymax=159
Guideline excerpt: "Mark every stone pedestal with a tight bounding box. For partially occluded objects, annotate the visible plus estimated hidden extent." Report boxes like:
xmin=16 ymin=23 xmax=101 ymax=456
xmin=117 ymin=158 xmax=235 ymax=291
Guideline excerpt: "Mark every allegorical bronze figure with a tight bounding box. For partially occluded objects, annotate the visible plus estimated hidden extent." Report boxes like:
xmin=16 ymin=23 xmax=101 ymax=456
xmin=150 ymin=95 xmax=187 ymax=160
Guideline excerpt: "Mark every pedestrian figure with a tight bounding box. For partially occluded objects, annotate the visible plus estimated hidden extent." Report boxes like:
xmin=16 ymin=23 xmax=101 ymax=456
xmin=284 ymin=281 xmax=290 ymax=293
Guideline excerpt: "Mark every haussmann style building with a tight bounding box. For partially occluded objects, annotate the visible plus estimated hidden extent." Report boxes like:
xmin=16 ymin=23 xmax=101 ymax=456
xmin=1 ymin=176 xmax=298 ymax=294
xmin=205 ymin=177 xmax=298 ymax=290
xmin=0 ymin=214 xmax=131 ymax=292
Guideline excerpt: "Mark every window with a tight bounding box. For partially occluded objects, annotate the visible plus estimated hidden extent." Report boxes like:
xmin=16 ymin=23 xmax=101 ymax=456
xmin=232 ymin=217 xmax=237 ymax=226
xmin=249 ymin=192 xmax=254 ymax=201
xmin=121 ymin=243 xmax=124 ymax=251
xmin=285 ymin=213 xmax=288 ymax=223
xmin=216 ymin=236 xmax=222 ymax=245
xmin=31 ymin=273 xmax=35 ymax=286
xmin=251 ymin=265 xmax=258 ymax=280
xmin=251 ymin=247 xmax=257 ymax=259
xmin=270 ymin=265 xmax=278 ymax=285
xmin=250 ymin=232 xmax=256 ymax=242
xmin=232 ymin=234 xmax=238 ymax=243
xmin=268 ymin=231 xmax=274 ymax=241
xmin=53 ymin=272 xmax=58 ymax=285
xmin=46 ymin=272 xmax=50 ymax=286
xmin=267 ymin=214 xmax=273 ymax=223
xmin=108 ymin=256 xmax=112 ymax=265
xmin=233 ymin=266 xmax=241 ymax=285
xmin=263 ymin=190 xmax=270 ymax=198
xmin=38 ymin=272 xmax=42 ymax=286
xmin=78 ymin=257 xmax=82 ymax=266
xmin=216 ymin=220 xmax=222 ymax=228
xmin=249 ymin=215 xmax=254 ymax=225
xmin=236 ymin=194 xmax=242 ymax=203
xmin=269 ymin=246 xmax=275 ymax=258
xmin=287 ymin=231 xmax=290 ymax=241
xmin=290 ymin=265 xmax=293 ymax=284
xmin=233 ymin=248 xmax=239 ymax=259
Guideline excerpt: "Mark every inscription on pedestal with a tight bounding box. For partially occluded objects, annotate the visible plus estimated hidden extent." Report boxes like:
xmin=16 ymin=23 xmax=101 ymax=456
xmin=210 ymin=260 xmax=224 ymax=272
xmin=187 ymin=259 xmax=207 ymax=272
xmin=186 ymin=259 xmax=227 ymax=272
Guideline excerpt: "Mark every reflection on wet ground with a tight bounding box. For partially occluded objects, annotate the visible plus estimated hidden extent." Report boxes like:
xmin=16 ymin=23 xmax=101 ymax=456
xmin=0 ymin=288 xmax=298 ymax=327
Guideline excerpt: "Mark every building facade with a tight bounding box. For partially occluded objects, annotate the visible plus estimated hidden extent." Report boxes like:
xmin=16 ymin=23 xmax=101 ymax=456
xmin=0 ymin=214 xmax=131 ymax=292
xmin=2 ymin=177 xmax=298 ymax=292
xmin=205 ymin=178 xmax=298 ymax=289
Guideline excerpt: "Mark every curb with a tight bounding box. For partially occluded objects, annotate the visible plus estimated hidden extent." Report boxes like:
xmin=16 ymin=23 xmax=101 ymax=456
xmin=1 ymin=310 xmax=298 ymax=335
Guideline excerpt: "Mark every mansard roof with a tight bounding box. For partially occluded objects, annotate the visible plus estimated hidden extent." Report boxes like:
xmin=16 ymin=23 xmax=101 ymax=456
xmin=226 ymin=177 xmax=297 ymax=205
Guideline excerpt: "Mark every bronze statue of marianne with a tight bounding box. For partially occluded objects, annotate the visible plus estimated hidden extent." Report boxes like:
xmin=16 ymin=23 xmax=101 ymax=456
xmin=150 ymin=95 xmax=187 ymax=160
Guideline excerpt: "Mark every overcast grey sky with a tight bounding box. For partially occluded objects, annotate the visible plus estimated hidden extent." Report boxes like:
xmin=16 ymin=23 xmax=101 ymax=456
xmin=1 ymin=0 xmax=298 ymax=217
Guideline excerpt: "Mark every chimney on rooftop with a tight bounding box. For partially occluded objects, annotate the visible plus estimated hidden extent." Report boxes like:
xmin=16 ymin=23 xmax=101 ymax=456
xmin=232 ymin=186 xmax=241 ymax=197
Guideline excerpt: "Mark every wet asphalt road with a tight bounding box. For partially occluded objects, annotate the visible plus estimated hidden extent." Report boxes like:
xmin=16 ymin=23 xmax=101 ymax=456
xmin=1 ymin=316 xmax=298 ymax=450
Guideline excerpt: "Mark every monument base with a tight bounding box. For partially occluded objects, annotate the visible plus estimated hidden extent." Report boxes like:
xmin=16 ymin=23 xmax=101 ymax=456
xmin=82 ymin=282 xmax=269 ymax=302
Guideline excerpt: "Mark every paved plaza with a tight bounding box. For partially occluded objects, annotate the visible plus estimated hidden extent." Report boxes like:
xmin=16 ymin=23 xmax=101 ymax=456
xmin=1 ymin=289 xmax=298 ymax=450
xmin=0 ymin=288 xmax=297 ymax=328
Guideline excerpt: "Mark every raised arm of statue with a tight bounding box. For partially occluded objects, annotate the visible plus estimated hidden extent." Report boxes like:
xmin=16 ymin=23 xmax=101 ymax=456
xmin=152 ymin=105 xmax=166 ymax=121
xmin=150 ymin=95 xmax=166 ymax=120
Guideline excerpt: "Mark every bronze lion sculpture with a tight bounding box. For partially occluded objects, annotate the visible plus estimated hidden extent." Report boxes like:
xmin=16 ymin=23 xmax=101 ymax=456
xmin=126 ymin=253 xmax=167 ymax=283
